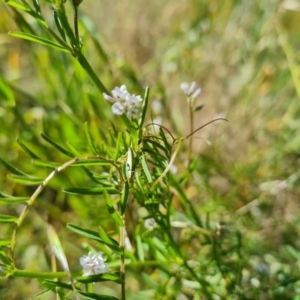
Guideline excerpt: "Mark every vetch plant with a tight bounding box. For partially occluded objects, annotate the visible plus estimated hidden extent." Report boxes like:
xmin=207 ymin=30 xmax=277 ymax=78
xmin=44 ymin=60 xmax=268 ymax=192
xmin=1 ymin=1 xmax=299 ymax=299
xmin=0 ymin=1 xmax=228 ymax=300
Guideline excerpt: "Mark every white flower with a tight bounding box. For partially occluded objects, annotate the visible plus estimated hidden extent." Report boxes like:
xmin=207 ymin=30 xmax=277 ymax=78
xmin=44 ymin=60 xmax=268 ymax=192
xmin=144 ymin=218 xmax=157 ymax=229
xmin=80 ymin=252 xmax=108 ymax=276
xmin=111 ymin=101 xmax=125 ymax=115
xmin=180 ymin=81 xmax=201 ymax=98
xmin=103 ymin=85 xmax=143 ymax=120
xmin=103 ymin=85 xmax=129 ymax=102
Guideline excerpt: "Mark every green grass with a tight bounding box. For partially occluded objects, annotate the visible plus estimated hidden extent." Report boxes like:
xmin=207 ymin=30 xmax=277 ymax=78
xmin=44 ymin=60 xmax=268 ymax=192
xmin=0 ymin=0 xmax=300 ymax=299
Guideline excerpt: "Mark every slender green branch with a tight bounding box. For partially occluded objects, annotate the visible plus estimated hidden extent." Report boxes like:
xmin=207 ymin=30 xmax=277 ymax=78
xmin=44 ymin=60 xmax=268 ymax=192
xmin=10 ymin=155 xmax=122 ymax=264
xmin=184 ymin=118 xmax=228 ymax=140
xmin=71 ymin=0 xmax=80 ymax=44
xmin=76 ymin=52 xmax=109 ymax=94
xmin=120 ymin=224 xmax=126 ymax=300
xmin=12 ymin=269 xmax=74 ymax=278
xmin=185 ymin=97 xmax=194 ymax=187
xmin=10 ymin=158 xmax=79 ymax=261
xmin=16 ymin=0 xmax=74 ymax=53
xmin=87 ymin=155 xmax=124 ymax=182
xmin=10 ymin=0 xmax=108 ymax=94
xmin=151 ymin=139 xmax=182 ymax=190
xmin=54 ymin=1 xmax=78 ymax=48
xmin=45 ymin=27 xmax=74 ymax=54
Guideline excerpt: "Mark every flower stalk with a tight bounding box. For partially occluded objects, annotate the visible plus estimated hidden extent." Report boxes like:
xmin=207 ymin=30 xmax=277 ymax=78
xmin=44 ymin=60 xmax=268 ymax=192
xmin=180 ymin=81 xmax=201 ymax=187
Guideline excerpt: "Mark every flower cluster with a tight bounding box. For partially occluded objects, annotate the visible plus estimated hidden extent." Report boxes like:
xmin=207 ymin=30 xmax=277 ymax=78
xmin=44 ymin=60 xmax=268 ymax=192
xmin=103 ymin=85 xmax=143 ymax=120
xmin=80 ymin=251 xmax=108 ymax=276
xmin=180 ymin=81 xmax=201 ymax=98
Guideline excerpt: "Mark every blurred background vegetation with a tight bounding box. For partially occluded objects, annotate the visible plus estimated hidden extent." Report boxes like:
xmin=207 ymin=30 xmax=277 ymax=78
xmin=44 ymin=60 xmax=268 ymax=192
xmin=1 ymin=0 xmax=300 ymax=299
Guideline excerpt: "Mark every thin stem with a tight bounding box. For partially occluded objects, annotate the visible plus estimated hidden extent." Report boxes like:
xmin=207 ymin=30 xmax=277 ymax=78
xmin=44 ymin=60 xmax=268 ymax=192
xmin=76 ymin=51 xmax=109 ymax=94
xmin=151 ymin=139 xmax=182 ymax=190
xmin=86 ymin=155 xmax=124 ymax=182
xmin=145 ymin=123 xmax=176 ymax=142
xmin=10 ymin=158 xmax=79 ymax=261
xmin=13 ymin=0 xmax=108 ymax=94
xmin=185 ymin=98 xmax=194 ymax=187
xmin=12 ymin=269 xmax=72 ymax=278
xmin=184 ymin=118 xmax=228 ymax=140
xmin=10 ymin=155 xmax=123 ymax=264
xmin=71 ymin=0 xmax=79 ymax=43
xmin=46 ymin=27 xmax=74 ymax=54
xmin=120 ymin=224 xmax=126 ymax=300
xmin=14 ymin=0 xmax=74 ymax=53
xmin=188 ymin=98 xmax=194 ymax=164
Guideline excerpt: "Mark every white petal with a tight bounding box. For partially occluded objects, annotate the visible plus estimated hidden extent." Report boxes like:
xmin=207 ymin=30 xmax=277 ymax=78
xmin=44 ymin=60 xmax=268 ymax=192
xmin=111 ymin=88 xmax=122 ymax=99
xmin=188 ymin=81 xmax=196 ymax=95
xmin=112 ymin=102 xmax=125 ymax=115
xmin=126 ymin=106 xmax=140 ymax=120
xmin=112 ymin=85 xmax=129 ymax=99
xmin=180 ymin=82 xmax=189 ymax=94
xmin=132 ymin=95 xmax=142 ymax=104
xmin=120 ymin=85 xmax=128 ymax=93
xmin=125 ymin=94 xmax=142 ymax=105
xmin=191 ymin=87 xmax=201 ymax=98
xmin=135 ymin=95 xmax=143 ymax=102
xmin=80 ymin=252 xmax=108 ymax=276
xmin=103 ymin=93 xmax=114 ymax=102
xmin=126 ymin=110 xmax=134 ymax=120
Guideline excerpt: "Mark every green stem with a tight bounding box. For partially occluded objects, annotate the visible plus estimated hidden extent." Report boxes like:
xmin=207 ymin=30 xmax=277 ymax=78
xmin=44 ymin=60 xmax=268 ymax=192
xmin=76 ymin=51 xmax=109 ymax=94
xmin=10 ymin=158 xmax=80 ymax=262
xmin=13 ymin=0 xmax=108 ymax=95
xmin=71 ymin=0 xmax=80 ymax=43
xmin=120 ymin=224 xmax=126 ymax=300
xmin=151 ymin=139 xmax=182 ymax=190
xmin=12 ymin=269 xmax=73 ymax=279
xmin=185 ymin=97 xmax=194 ymax=188
xmin=10 ymin=155 xmax=121 ymax=264
xmin=15 ymin=0 xmax=74 ymax=53
xmin=46 ymin=27 xmax=74 ymax=54
xmin=54 ymin=1 xmax=78 ymax=48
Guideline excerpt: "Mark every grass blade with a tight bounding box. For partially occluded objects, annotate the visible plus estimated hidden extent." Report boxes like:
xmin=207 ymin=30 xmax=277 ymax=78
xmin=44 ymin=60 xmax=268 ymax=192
xmin=0 ymin=156 xmax=30 ymax=176
xmin=9 ymin=31 xmax=70 ymax=53
xmin=63 ymin=187 xmax=120 ymax=195
xmin=76 ymin=291 xmax=119 ymax=300
xmin=41 ymin=133 xmax=74 ymax=157
xmin=17 ymin=138 xmax=40 ymax=159
xmin=7 ymin=175 xmax=43 ymax=185
xmin=0 ymin=215 xmax=18 ymax=223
